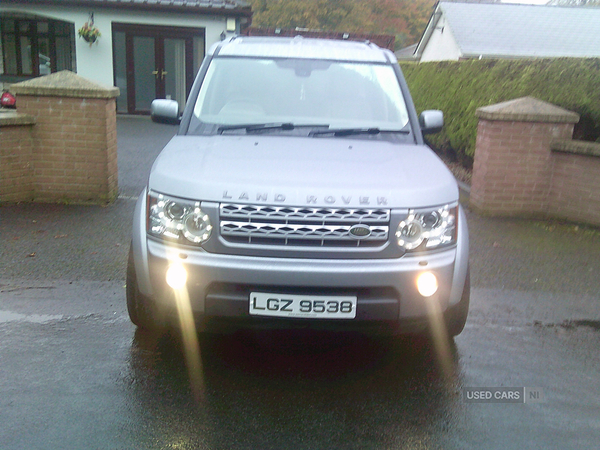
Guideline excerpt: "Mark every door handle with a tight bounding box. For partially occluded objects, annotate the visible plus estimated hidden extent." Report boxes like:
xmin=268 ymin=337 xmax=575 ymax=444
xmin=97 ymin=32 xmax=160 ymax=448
xmin=152 ymin=69 xmax=167 ymax=80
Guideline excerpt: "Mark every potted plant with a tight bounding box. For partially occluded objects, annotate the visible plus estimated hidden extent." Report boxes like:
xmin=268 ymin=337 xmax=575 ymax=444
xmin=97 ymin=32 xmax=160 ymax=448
xmin=78 ymin=21 xmax=101 ymax=46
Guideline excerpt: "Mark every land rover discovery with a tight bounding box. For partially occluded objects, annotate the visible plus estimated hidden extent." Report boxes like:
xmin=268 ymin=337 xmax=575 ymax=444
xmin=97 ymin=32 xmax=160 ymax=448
xmin=127 ymin=36 xmax=470 ymax=337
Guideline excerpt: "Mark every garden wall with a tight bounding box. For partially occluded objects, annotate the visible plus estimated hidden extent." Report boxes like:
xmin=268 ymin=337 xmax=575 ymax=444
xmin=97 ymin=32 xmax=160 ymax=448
xmin=471 ymin=97 xmax=600 ymax=227
xmin=0 ymin=71 xmax=119 ymax=204
xmin=0 ymin=113 xmax=35 ymax=202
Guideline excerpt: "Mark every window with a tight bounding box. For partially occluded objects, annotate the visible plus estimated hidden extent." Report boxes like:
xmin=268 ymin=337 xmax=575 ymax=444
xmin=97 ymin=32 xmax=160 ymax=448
xmin=0 ymin=17 xmax=75 ymax=79
xmin=193 ymin=58 xmax=410 ymax=130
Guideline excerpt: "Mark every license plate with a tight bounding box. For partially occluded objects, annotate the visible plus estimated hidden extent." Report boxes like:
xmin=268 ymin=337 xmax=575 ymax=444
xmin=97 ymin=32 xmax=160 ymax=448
xmin=249 ymin=292 xmax=357 ymax=319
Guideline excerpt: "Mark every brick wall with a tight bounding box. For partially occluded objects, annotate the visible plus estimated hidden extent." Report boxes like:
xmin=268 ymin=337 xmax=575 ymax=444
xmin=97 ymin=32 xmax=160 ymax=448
xmin=471 ymin=119 xmax=574 ymax=216
xmin=4 ymin=71 xmax=119 ymax=204
xmin=548 ymin=142 xmax=600 ymax=226
xmin=16 ymin=95 xmax=118 ymax=203
xmin=0 ymin=114 xmax=35 ymax=202
xmin=471 ymin=97 xmax=600 ymax=227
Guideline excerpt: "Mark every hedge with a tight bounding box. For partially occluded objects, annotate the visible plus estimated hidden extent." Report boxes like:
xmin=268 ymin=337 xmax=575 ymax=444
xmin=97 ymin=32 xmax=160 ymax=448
xmin=400 ymin=58 xmax=600 ymax=166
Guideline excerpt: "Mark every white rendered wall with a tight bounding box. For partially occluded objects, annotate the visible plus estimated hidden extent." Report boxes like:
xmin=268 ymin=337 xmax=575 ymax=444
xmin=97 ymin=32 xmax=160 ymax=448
xmin=419 ymin=15 xmax=462 ymax=63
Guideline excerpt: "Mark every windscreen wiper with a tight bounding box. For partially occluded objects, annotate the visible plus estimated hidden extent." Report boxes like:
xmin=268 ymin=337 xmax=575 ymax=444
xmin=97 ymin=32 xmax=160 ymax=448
xmin=309 ymin=127 xmax=410 ymax=137
xmin=218 ymin=123 xmax=329 ymax=134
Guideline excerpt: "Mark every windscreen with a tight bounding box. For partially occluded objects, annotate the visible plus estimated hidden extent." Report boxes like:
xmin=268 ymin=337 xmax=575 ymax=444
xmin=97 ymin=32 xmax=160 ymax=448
xmin=192 ymin=57 xmax=410 ymax=131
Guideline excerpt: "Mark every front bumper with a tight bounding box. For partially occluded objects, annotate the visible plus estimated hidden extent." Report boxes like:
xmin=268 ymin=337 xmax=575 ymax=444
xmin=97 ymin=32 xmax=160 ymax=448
xmin=131 ymin=192 xmax=469 ymax=333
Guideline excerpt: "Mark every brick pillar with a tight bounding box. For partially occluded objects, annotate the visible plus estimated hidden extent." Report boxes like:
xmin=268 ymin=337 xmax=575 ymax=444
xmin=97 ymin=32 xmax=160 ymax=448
xmin=0 ymin=112 xmax=36 ymax=202
xmin=470 ymin=97 xmax=579 ymax=217
xmin=10 ymin=71 xmax=120 ymax=204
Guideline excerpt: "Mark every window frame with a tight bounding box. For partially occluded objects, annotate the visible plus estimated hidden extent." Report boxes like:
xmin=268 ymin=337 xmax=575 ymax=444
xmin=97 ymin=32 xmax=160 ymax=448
xmin=1 ymin=16 xmax=74 ymax=80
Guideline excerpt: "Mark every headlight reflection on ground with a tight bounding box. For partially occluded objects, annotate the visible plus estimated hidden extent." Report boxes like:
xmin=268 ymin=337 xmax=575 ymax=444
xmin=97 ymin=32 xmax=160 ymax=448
xmin=424 ymin=296 xmax=455 ymax=380
xmin=173 ymin=286 xmax=204 ymax=402
xmin=167 ymin=261 xmax=204 ymax=402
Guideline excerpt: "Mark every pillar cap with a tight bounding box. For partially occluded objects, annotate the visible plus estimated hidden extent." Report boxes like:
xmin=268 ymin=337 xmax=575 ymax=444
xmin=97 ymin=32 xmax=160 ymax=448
xmin=476 ymin=96 xmax=579 ymax=123
xmin=10 ymin=70 xmax=119 ymax=99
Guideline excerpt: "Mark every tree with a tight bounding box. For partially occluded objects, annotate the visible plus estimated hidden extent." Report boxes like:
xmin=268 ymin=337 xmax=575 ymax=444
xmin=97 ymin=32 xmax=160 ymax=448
xmin=245 ymin=0 xmax=437 ymax=48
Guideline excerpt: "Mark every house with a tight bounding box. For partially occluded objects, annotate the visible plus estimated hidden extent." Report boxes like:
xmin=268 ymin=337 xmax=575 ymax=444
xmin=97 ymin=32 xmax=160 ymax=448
xmin=0 ymin=0 xmax=252 ymax=113
xmin=413 ymin=1 xmax=600 ymax=62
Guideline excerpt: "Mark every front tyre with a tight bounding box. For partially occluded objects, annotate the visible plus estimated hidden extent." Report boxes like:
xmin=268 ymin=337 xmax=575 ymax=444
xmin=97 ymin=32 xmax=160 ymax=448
xmin=126 ymin=244 xmax=164 ymax=331
xmin=445 ymin=267 xmax=470 ymax=337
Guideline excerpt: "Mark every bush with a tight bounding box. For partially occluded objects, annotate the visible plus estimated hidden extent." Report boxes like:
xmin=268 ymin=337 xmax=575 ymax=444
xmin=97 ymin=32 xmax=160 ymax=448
xmin=400 ymin=58 xmax=600 ymax=167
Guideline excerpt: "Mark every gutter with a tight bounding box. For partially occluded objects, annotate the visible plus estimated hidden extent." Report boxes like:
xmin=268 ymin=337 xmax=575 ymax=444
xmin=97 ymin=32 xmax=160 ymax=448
xmin=413 ymin=4 xmax=443 ymax=60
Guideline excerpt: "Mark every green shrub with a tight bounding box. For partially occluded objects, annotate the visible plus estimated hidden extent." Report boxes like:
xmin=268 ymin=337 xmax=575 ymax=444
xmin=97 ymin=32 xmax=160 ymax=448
xmin=400 ymin=58 xmax=600 ymax=167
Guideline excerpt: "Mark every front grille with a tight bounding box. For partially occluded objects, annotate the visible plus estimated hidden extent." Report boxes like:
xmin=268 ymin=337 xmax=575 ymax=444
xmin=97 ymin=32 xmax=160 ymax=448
xmin=219 ymin=204 xmax=390 ymax=248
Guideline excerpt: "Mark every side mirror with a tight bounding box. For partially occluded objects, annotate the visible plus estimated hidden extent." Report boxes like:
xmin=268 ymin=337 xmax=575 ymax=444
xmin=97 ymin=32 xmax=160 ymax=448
xmin=419 ymin=110 xmax=443 ymax=135
xmin=151 ymin=99 xmax=180 ymax=124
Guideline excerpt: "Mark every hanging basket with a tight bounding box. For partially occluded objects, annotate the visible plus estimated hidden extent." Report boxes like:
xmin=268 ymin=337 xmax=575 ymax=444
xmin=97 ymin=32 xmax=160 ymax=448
xmin=78 ymin=22 xmax=101 ymax=46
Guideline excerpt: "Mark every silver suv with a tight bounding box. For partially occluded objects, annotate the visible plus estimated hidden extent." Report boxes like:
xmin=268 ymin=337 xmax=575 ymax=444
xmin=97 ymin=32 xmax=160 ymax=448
xmin=127 ymin=36 xmax=470 ymax=337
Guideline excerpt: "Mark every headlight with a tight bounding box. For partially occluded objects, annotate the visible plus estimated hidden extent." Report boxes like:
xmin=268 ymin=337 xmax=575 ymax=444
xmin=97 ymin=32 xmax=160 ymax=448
xmin=396 ymin=204 xmax=457 ymax=251
xmin=147 ymin=192 xmax=212 ymax=245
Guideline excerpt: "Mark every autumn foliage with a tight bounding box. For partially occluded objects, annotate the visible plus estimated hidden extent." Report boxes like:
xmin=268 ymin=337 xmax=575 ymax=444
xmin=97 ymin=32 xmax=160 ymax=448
xmin=246 ymin=0 xmax=436 ymax=48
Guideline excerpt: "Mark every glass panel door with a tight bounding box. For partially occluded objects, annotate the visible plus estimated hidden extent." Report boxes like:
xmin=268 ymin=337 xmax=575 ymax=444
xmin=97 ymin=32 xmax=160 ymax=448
xmin=133 ymin=36 xmax=156 ymax=112
xmin=113 ymin=31 xmax=127 ymax=113
xmin=112 ymin=24 xmax=205 ymax=114
xmin=164 ymin=38 xmax=186 ymax=110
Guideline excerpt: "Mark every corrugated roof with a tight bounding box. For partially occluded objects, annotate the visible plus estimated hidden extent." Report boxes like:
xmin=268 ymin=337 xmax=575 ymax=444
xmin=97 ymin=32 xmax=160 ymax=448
xmin=436 ymin=2 xmax=600 ymax=58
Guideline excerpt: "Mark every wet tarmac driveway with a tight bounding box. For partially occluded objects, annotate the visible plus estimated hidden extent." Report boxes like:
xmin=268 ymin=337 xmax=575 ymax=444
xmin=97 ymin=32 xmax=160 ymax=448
xmin=1 ymin=277 xmax=598 ymax=449
xmin=1 ymin=117 xmax=599 ymax=449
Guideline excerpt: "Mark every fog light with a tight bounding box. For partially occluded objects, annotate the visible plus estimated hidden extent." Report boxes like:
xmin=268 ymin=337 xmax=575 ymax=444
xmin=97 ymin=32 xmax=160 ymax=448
xmin=417 ymin=272 xmax=438 ymax=297
xmin=166 ymin=263 xmax=188 ymax=290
